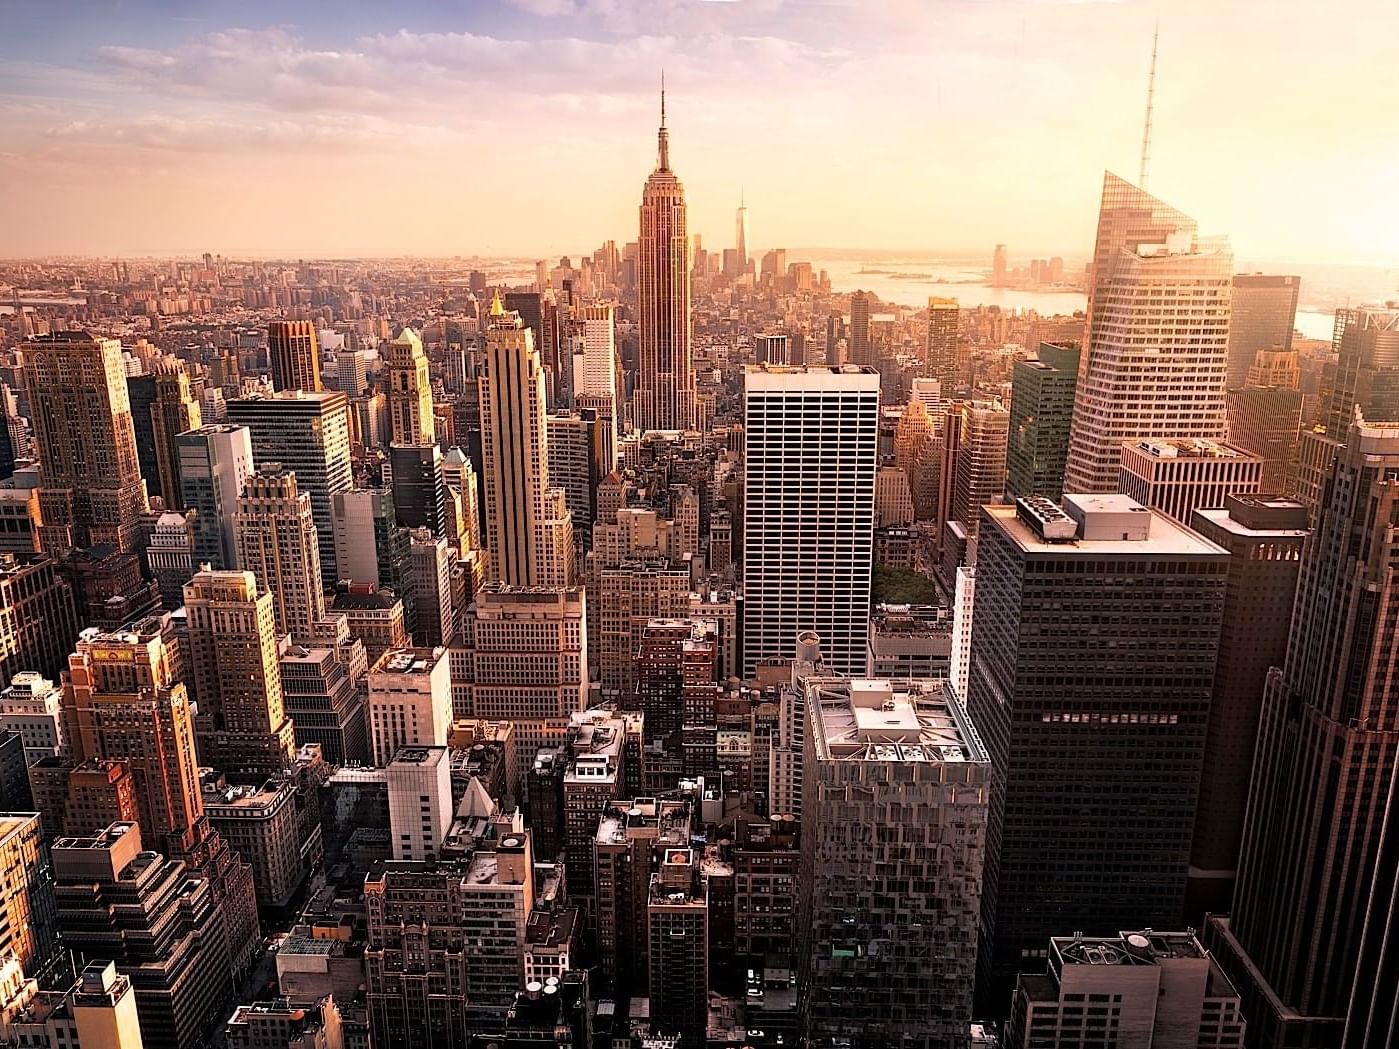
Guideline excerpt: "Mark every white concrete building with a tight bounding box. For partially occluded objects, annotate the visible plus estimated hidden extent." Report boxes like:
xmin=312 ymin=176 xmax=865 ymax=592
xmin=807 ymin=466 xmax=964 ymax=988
xmin=0 ymin=672 xmax=66 ymax=763
xmin=385 ymin=745 xmax=453 ymax=861
xmin=368 ymin=648 xmax=452 ymax=767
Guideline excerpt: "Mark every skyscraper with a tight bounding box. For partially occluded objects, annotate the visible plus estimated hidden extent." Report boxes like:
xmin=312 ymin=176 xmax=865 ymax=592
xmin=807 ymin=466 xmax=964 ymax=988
xmin=799 ymin=675 xmax=988 ymax=1047
xmin=742 ymin=365 xmax=879 ymax=678
xmin=367 ymin=648 xmax=451 ymax=767
xmin=149 ymin=358 xmax=202 ymax=509
xmin=1064 ymin=174 xmax=1231 ymax=493
xmin=479 ymin=293 xmax=575 ymax=588
xmin=59 ymin=619 xmax=261 ymax=974
xmin=948 ymin=399 xmax=1010 ymax=557
xmin=1186 ymin=495 xmax=1307 ymax=918
xmin=1318 ymin=303 xmax=1399 ymax=436
xmin=1227 ymin=274 xmax=1299 ymax=389
xmin=52 ymin=822 xmax=234 ymax=1049
xmin=0 ymin=554 xmax=81 ymax=689
xmin=734 ymin=191 xmax=749 ymax=276
xmin=23 ymin=332 xmax=149 ymax=553
xmin=183 ymin=568 xmax=296 ymax=779
xmin=461 ymin=584 xmax=588 ymax=759
xmin=385 ymin=327 xmax=435 ymax=445
xmin=505 ymin=292 xmax=561 ymax=402
xmin=227 ymin=390 xmax=352 ymax=587
xmin=576 ymin=304 xmax=619 ymax=468
xmin=848 ymin=291 xmax=873 ymax=367
xmin=634 ymin=92 xmax=696 ymax=433
xmin=925 ymin=295 xmax=961 ymax=387
xmin=388 ymin=442 xmax=449 ymax=537
xmin=175 ymin=424 xmax=255 ymax=571
xmin=331 ymin=487 xmax=411 ymax=592
xmin=966 ymin=495 xmax=1227 ymax=997
xmin=1007 ymin=341 xmax=1080 ymax=502
xmin=267 ymin=320 xmax=322 ymax=393
xmin=648 ymin=847 xmax=709 ymax=1047
xmin=1205 ymin=415 xmax=1399 ymax=1048
xmin=233 ymin=464 xmax=329 ymax=645
xmin=1225 ymin=386 xmax=1304 ymax=495
xmin=0 ymin=813 xmax=57 ymax=978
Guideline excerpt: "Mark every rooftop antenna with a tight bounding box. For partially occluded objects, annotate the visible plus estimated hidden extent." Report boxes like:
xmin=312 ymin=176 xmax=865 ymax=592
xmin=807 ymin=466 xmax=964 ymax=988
xmin=1139 ymin=22 xmax=1158 ymax=189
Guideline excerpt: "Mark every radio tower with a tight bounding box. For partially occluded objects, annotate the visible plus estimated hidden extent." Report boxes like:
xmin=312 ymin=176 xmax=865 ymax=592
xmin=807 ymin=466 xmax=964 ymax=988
xmin=1139 ymin=23 xmax=1159 ymax=189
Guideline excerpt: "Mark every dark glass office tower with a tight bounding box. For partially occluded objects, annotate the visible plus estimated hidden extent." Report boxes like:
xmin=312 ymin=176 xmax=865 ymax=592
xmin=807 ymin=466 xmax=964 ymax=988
xmin=965 ymin=493 xmax=1227 ymax=1004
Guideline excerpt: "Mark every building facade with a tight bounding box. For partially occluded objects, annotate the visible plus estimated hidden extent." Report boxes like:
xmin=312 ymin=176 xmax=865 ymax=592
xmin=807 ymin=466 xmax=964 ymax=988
xmin=965 ymin=495 xmax=1228 ymax=997
xmin=1065 ymin=174 xmax=1231 ymax=493
xmin=800 ymin=676 xmax=989 ymax=1048
xmin=742 ymin=365 xmax=879 ymax=677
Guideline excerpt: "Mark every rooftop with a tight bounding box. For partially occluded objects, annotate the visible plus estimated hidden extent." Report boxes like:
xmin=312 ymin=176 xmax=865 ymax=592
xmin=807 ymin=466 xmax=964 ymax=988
xmin=808 ymin=678 xmax=987 ymax=764
xmin=996 ymin=496 xmax=1229 ymax=557
xmin=374 ymin=648 xmax=442 ymax=675
xmin=388 ymin=745 xmax=447 ymax=768
xmin=203 ymin=780 xmax=290 ymax=810
xmin=526 ymin=906 xmax=578 ymax=949
xmin=1053 ymin=929 xmax=1207 ymax=967
xmin=1194 ymin=494 xmax=1309 ymax=539
xmin=1126 ymin=437 xmax=1260 ymax=461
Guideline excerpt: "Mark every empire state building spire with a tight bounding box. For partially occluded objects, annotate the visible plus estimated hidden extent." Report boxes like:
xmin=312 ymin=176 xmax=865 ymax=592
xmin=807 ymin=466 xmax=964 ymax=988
xmin=657 ymin=74 xmax=670 ymax=171
xmin=634 ymin=77 xmax=696 ymax=434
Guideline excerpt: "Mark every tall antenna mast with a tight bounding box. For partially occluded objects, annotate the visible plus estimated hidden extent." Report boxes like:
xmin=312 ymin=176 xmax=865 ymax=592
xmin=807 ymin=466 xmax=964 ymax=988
xmin=1139 ymin=22 xmax=1158 ymax=189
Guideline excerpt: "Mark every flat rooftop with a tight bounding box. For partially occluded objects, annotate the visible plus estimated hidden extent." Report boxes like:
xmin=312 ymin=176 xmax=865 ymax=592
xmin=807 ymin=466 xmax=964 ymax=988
xmin=1194 ymin=501 xmax=1309 ymax=540
xmin=388 ymin=746 xmax=447 ymax=767
xmin=990 ymin=501 xmax=1229 ymax=558
xmin=807 ymin=677 xmax=987 ymax=765
xmin=1127 ymin=437 xmax=1259 ymax=460
xmin=1052 ymin=930 xmax=1211 ymax=968
xmin=375 ymin=649 xmax=440 ymax=675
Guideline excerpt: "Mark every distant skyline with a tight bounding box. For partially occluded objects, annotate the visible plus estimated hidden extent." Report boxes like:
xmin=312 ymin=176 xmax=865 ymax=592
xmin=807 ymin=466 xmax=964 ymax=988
xmin=2 ymin=0 xmax=1396 ymax=265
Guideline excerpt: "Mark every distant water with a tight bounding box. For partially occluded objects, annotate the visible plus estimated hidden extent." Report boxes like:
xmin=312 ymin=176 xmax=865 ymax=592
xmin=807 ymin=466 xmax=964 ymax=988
xmin=809 ymin=253 xmax=1382 ymax=343
xmin=813 ymin=255 xmax=1087 ymax=316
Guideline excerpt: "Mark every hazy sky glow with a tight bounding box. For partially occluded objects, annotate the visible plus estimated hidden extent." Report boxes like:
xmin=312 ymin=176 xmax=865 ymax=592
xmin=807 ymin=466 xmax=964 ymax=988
xmin=2 ymin=0 xmax=1396 ymax=264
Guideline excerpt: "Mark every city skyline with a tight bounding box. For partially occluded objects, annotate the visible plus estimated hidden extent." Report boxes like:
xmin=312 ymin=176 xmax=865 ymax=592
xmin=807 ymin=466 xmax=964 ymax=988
xmin=3 ymin=0 xmax=1396 ymax=264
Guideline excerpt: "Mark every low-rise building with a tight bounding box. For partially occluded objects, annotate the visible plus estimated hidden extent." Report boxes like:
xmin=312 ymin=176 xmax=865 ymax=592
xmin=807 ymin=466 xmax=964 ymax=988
xmin=1004 ymin=930 xmax=1246 ymax=1049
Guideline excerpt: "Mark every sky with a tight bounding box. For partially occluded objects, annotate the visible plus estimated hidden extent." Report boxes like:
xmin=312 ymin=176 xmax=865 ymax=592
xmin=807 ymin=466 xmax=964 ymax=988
xmin=1 ymin=0 xmax=1396 ymax=265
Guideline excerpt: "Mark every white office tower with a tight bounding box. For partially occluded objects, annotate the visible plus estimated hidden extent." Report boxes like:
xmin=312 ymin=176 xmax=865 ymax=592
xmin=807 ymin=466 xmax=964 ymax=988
xmin=1064 ymin=174 xmax=1232 ymax=493
xmin=367 ymin=648 xmax=452 ymax=766
xmin=799 ymin=675 xmax=989 ymax=1047
xmin=0 ymin=672 xmax=66 ymax=763
xmin=742 ymin=365 xmax=879 ymax=677
xmin=386 ymin=745 xmax=453 ymax=861
xmin=950 ymin=565 xmax=975 ymax=696
xmin=575 ymin=305 xmax=619 ymax=468
xmin=479 ymin=293 xmax=575 ymax=588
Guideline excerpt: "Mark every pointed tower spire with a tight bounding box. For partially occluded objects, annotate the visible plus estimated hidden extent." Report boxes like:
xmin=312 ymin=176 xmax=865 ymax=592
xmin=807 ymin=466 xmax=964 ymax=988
xmin=1139 ymin=22 xmax=1159 ymax=189
xmin=657 ymin=71 xmax=671 ymax=171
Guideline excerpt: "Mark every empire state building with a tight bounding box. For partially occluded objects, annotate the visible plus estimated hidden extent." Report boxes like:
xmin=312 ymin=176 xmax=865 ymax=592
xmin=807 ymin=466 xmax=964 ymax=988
xmin=634 ymin=91 xmax=696 ymax=433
